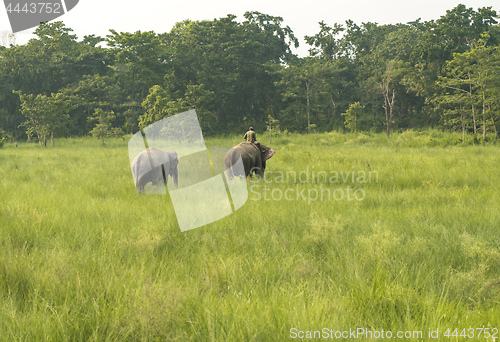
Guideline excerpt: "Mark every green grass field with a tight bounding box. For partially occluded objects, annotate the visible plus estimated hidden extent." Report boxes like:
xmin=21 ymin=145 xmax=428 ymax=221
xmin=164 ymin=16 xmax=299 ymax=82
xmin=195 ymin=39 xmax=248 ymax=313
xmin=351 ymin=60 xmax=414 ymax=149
xmin=0 ymin=131 xmax=499 ymax=341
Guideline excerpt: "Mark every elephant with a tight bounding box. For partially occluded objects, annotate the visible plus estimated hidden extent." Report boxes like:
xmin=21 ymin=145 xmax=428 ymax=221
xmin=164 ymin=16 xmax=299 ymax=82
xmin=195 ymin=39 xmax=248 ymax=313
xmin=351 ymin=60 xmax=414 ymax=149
xmin=224 ymin=142 xmax=275 ymax=179
xmin=131 ymin=148 xmax=178 ymax=192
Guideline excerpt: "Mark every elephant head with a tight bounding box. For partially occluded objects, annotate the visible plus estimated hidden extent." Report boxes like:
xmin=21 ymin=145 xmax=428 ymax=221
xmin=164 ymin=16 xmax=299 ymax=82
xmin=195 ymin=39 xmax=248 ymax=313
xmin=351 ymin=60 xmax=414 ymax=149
xmin=258 ymin=143 xmax=275 ymax=168
xmin=167 ymin=156 xmax=179 ymax=187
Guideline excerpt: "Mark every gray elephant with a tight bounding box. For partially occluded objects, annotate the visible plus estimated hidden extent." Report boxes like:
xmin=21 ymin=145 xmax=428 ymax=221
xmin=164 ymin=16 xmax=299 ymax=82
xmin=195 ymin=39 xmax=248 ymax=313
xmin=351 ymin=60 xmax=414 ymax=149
xmin=131 ymin=148 xmax=178 ymax=192
xmin=224 ymin=142 xmax=275 ymax=179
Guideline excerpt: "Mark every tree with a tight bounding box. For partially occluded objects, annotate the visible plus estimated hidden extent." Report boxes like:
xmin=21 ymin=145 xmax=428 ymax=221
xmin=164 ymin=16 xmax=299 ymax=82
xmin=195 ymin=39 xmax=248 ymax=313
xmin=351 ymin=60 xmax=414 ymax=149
xmin=88 ymin=108 xmax=121 ymax=145
xmin=3 ymin=8 xmax=500 ymax=139
xmin=139 ymin=83 xmax=216 ymax=134
xmin=139 ymin=85 xmax=173 ymax=129
xmin=184 ymin=84 xmax=216 ymax=134
xmin=0 ymin=22 xmax=109 ymax=139
xmin=106 ymin=30 xmax=172 ymax=133
xmin=342 ymin=102 xmax=364 ymax=133
xmin=305 ymin=21 xmax=345 ymax=60
xmin=0 ymin=129 xmax=5 ymax=148
xmin=379 ymin=61 xmax=399 ymax=137
xmin=266 ymin=114 xmax=280 ymax=143
xmin=15 ymin=91 xmax=71 ymax=146
xmin=438 ymin=53 xmax=478 ymax=139
xmin=438 ymin=34 xmax=500 ymax=140
xmin=243 ymin=11 xmax=299 ymax=63
xmin=276 ymin=58 xmax=339 ymax=132
xmin=162 ymin=13 xmax=298 ymax=132
xmin=471 ymin=36 xmax=500 ymax=140
xmin=61 ymin=74 xmax=121 ymax=136
xmin=434 ymin=90 xmax=469 ymax=143
xmin=412 ymin=5 xmax=498 ymax=129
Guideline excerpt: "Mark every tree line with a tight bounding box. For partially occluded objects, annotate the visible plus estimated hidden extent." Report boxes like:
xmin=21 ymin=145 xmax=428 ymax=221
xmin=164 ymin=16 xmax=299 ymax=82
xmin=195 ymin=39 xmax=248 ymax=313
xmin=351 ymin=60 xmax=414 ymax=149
xmin=0 ymin=5 xmax=499 ymax=145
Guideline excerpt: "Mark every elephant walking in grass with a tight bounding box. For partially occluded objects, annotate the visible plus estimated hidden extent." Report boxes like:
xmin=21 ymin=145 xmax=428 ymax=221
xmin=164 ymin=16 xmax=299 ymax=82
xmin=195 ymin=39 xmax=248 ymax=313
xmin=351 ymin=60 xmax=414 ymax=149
xmin=224 ymin=142 xmax=275 ymax=179
xmin=131 ymin=148 xmax=179 ymax=192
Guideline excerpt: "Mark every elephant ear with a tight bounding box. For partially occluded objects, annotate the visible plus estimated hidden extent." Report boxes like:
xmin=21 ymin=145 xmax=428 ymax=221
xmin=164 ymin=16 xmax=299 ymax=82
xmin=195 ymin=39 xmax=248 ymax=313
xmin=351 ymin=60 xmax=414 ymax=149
xmin=263 ymin=148 xmax=275 ymax=161
xmin=170 ymin=152 xmax=179 ymax=165
xmin=147 ymin=148 xmax=171 ymax=168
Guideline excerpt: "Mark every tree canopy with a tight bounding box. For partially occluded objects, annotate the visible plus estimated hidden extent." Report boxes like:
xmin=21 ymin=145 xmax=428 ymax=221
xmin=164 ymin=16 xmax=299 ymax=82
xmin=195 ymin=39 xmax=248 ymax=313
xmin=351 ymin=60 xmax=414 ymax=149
xmin=0 ymin=6 xmax=499 ymax=144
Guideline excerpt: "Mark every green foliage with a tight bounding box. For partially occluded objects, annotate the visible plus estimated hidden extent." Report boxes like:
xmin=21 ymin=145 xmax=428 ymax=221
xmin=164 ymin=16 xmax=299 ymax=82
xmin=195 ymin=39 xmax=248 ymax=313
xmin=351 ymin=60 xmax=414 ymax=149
xmin=106 ymin=29 xmax=171 ymax=134
xmin=139 ymin=85 xmax=172 ymax=128
xmin=266 ymin=114 xmax=280 ymax=143
xmin=15 ymin=91 xmax=71 ymax=146
xmin=0 ymin=6 xmax=499 ymax=140
xmin=276 ymin=57 xmax=347 ymax=132
xmin=88 ymin=108 xmax=121 ymax=145
xmin=139 ymin=84 xmax=217 ymax=134
xmin=342 ymin=102 xmax=364 ymax=133
xmin=60 ymin=74 xmax=123 ymax=136
xmin=304 ymin=21 xmax=345 ymax=59
xmin=0 ymin=21 xmax=109 ymax=139
xmin=161 ymin=12 xmax=297 ymax=132
xmin=437 ymin=34 xmax=500 ymax=141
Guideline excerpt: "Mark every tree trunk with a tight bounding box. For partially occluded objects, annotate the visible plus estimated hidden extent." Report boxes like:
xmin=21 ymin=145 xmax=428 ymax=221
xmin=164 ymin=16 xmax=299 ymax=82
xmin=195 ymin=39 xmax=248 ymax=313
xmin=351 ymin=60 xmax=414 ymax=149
xmin=468 ymin=74 xmax=477 ymax=139
xmin=471 ymin=99 xmax=477 ymax=139
xmin=385 ymin=106 xmax=390 ymax=137
xmin=330 ymin=95 xmax=337 ymax=123
xmin=382 ymin=92 xmax=389 ymax=137
xmin=87 ymin=108 xmax=91 ymax=135
xmin=482 ymin=88 xmax=487 ymax=140
xmin=130 ymin=72 xmax=136 ymax=134
xmin=51 ymin=130 xmax=54 ymax=147
xmin=389 ymin=89 xmax=395 ymax=135
xmin=488 ymin=102 xmax=499 ymax=140
xmin=460 ymin=105 xmax=465 ymax=144
xmin=215 ymin=105 xmax=222 ymax=124
xmin=380 ymin=74 xmax=396 ymax=137
xmin=269 ymin=121 xmax=272 ymax=144
xmin=306 ymin=81 xmax=311 ymax=133
xmin=383 ymin=88 xmax=395 ymax=137
xmin=354 ymin=113 xmax=357 ymax=135
xmin=398 ymin=97 xmax=404 ymax=120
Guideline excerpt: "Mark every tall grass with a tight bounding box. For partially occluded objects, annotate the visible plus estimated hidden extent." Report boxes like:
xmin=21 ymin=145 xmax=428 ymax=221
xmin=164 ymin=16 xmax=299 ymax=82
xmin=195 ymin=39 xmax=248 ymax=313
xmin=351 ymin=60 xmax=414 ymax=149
xmin=0 ymin=131 xmax=498 ymax=341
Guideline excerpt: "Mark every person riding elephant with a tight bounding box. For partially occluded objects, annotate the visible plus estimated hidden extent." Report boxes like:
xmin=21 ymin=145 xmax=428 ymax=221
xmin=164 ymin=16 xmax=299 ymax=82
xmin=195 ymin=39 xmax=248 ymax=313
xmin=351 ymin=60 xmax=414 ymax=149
xmin=244 ymin=126 xmax=266 ymax=153
xmin=224 ymin=142 xmax=275 ymax=179
xmin=243 ymin=127 xmax=257 ymax=143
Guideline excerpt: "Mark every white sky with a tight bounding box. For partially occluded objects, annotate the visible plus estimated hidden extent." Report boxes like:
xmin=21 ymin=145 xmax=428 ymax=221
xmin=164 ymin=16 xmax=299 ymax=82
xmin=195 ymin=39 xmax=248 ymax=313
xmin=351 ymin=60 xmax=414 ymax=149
xmin=0 ymin=0 xmax=498 ymax=56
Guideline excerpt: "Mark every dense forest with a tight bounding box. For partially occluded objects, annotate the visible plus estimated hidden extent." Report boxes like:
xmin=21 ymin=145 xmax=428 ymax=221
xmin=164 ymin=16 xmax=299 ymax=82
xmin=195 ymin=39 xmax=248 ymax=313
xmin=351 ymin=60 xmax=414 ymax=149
xmin=0 ymin=4 xmax=499 ymax=145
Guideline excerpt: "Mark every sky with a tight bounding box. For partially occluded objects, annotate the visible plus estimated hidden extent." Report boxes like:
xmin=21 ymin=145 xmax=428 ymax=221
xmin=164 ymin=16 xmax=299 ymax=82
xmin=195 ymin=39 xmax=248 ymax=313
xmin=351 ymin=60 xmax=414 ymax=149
xmin=0 ymin=0 xmax=498 ymax=56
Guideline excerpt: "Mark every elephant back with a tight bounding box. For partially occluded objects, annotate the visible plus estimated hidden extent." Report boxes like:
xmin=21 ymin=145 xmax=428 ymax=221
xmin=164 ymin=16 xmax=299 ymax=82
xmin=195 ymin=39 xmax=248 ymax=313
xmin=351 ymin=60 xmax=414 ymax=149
xmin=236 ymin=142 xmax=260 ymax=153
